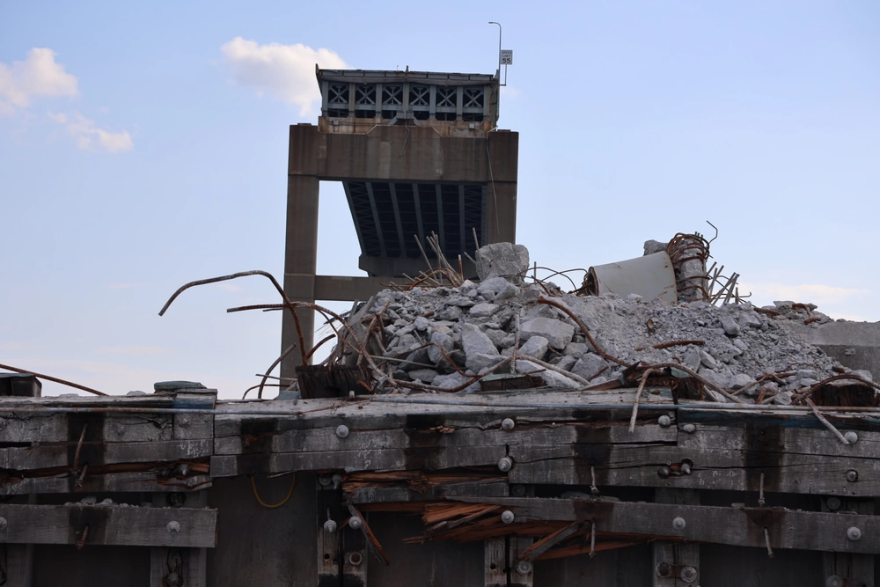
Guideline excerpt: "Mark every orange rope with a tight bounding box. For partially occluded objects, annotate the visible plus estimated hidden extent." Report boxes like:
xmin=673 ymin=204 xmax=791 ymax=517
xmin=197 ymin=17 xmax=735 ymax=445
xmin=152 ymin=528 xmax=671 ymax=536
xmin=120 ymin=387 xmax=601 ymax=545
xmin=250 ymin=474 xmax=296 ymax=508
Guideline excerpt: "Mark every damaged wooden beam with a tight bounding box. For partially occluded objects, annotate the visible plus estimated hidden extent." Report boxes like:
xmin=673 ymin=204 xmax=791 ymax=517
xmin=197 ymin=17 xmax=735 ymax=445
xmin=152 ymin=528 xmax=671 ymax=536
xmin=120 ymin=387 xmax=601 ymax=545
xmin=0 ymin=503 xmax=217 ymax=547
xmin=455 ymin=497 xmax=880 ymax=555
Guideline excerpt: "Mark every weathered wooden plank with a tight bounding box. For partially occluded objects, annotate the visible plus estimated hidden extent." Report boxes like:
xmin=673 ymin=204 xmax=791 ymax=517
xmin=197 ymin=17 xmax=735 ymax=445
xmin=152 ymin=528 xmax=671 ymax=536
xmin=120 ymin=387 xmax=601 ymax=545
xmin=213 ymin=420 xmax=674 ymax=458
xmin=653 ymin=488 xmax=699 ymax=587
xmin=508 ymin=442 xmax=880 ymax=497
xmin=677 ymin=420 xmax=880 ymax=459
xmin=0 ymin=413 xmax=67 ymax=443
xmin=456 ymin=497 xmax=880 ymax=555
xmin=213 ymin=390 xmax=675 ymax=437
xmin=174 ymin=413 xmax=213 ymax=440
xmin=484 ymin=537 xmax=506 ymax=587
xmin=0 ymin=473 xmax=211 ymax=495
xmin=0 ymin=439 xmax=212 ymax=471
xmin=0 ymin=504 xmax=217 ymax=547
xmin=0 ymin=411 xmax=203 ymax=444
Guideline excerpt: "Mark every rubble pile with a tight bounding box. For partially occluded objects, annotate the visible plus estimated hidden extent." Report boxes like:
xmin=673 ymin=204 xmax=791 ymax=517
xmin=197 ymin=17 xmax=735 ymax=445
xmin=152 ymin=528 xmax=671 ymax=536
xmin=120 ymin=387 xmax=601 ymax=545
xmin=335 ymin=242 xmax=873 ymax=405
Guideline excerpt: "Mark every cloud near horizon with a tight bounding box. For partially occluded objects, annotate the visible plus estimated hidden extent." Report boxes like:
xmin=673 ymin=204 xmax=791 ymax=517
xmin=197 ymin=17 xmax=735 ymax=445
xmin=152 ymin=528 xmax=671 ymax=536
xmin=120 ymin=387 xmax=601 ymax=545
xmin=48 ymin=112 xmax=134 ymax=153
xmin=220 ymin=37 xmax=348 ymax=115
xmin=0 ymin=48 xmax=78 ymax=114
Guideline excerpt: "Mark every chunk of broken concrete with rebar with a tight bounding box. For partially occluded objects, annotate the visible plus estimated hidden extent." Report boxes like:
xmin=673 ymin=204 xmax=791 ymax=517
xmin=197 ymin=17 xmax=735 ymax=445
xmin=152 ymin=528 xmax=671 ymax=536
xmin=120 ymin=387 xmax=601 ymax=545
xmin=514 ymin=359 xmax=580 ymax=389
xmin=462 ymin=324 xmax=502 ymax=371
xmin=476 ymin=242 xmax=529 ymax=284
xmin=518 ymin=336 xmax=549 ymax=361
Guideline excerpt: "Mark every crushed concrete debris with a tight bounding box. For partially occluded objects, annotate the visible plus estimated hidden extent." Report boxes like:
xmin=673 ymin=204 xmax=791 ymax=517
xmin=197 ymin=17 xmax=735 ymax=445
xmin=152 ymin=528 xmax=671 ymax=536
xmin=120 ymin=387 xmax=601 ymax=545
xmin=333 ymin=239 xmax=872 ymax=405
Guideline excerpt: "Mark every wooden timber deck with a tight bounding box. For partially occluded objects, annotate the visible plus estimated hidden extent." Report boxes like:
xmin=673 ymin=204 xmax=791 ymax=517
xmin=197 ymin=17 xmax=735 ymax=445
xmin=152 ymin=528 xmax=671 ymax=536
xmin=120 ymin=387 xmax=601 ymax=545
xmin=1 ymin=385 xmax=878 ymax=586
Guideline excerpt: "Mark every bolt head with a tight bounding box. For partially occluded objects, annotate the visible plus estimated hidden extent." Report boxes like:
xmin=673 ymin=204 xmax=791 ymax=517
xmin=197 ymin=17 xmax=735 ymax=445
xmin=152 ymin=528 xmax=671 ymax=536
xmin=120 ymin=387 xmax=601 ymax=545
xmin=847 ymin=526 xmax=862 ymax=541
xmin=498 ymin=456 xmax=513 ymax=472
xmin=680 ymin=566 xmax=698 ymax=583
xmin=826 ymin=497 xmax=842 ymax=511
xmin=349 ymin=516 xmax=363 ymax=530
xmin=501 ymin=510 xmax=515 ymax=524
xmin=511 ymin=484 xmax=527 ymax=497
xmin=324 ymin=519 xmax=337 ymax=533
xmin=0 ymin=517 xmax=6 ymax=530
xmin=655 ymin=562 xmax=671 ymax=578
xmin=165 ymin=572 xmax=181 ymax=587
xmin=845 ymin=431 xmax=859 ymax=444
xmin=681 ymin=462 xmax=692 ymax=475
xmin=672 ymin=516 xmax=686 ymax=530
xmin=682 ymin=423 xmax=696 ymax=434
xmin=501 ymin=418 xmax=515 ymax=431
xmin=826 ymin=575 xmax=844 ymax=587
xmin=336 ymin=425 xmax=350 ymax=439
xmin=658 ymin=415 xmax=672 ymax=427
xmin=347 ymin=552 xmax=363 ymax=566
xmin=178 ymin=416 xmax=191 ymax=428
xmin=846 ymin=469 xmax=859 ymax=482
xmin=318 ymin=475 xmax=332 ymax=486
xmin=516 ymin=560 xmax=533 ymax=575
xmin=657 ymin=466 xmax=672 ymax=479
xmin=166 ymin=521 xmax=181 ymax=534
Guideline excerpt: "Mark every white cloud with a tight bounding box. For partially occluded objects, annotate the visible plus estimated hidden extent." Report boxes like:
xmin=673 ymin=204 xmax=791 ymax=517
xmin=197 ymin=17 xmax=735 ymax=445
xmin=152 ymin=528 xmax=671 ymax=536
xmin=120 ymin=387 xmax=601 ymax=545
xmin=0 ymin=48 xmax=78 ymax=113
xmin=220 ymin=37 xmax=349 ymax=115
xmin=49 ymin=111 xmax=134 ymax=153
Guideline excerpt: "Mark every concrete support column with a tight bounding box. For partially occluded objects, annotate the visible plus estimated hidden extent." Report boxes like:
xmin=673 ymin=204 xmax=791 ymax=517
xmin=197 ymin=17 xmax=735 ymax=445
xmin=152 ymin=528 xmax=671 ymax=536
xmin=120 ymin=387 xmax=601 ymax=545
xmin=281 ymin=174 xmax=320 ymax=383
xmin=485 ymin=180 xmax=517 ymax=245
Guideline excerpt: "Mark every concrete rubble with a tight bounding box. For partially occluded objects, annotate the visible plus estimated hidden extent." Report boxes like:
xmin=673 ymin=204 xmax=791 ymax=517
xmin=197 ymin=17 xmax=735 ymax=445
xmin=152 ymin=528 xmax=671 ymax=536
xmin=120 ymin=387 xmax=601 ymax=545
xmin=332 ymin=237 xmax=877 ymax=405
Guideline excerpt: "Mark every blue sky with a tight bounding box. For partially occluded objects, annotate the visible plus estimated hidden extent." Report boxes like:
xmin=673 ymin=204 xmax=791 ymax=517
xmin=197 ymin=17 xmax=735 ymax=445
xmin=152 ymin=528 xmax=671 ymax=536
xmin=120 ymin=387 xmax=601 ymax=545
xmin=1 ymin=1 xmax=878 ymax=397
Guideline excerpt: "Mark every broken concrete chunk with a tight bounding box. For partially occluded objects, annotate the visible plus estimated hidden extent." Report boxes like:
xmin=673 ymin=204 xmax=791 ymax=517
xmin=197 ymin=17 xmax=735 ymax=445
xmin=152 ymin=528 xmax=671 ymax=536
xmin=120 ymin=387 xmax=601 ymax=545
xmin=720 ymin=315 xmax=740 ymax=337
xmin=435 ymin=305 xmax=464 ymax=321
xmin=518 ymin=336 xmax=549 ymax=361
xmin=446 ymin=295 xmax=475 ymax=308
xmin=700 ymin=370 xmax=731 ymax=389
xmin=699 ymin=350 xmax=722 ymax=371
xmin=475 ymin=242 xmax=529 ymax=283
xmin=428 ymin=331 xmax=454 ymax=364
xmin=730 ymin=373 xmax=756 ymax=390
xmin=737 ymin=312 xmax=762 ymax=329
xmin=683 ymin=347 xmax=702 ymax=372
xmin=484 ymin=328 xmax=508 ymax=348
xmin=469 ymin=302 xmax=499 ymax=318
xmin=563 ymin=342 xmax=590 ymax=359
xmin=571 ymin=353 xmax=610 ymax=381
xmin=461 ymin=324 xmax=502 ymax=372
xmin=643 ymin=240 xmax=667 ymax=256
xmin=433 ymin=372 xmax=481 ymax=393
xmin=556 ymin=355 xmax=577 ymax=372
xmin=521 ymin=317 xmax=575 ymax=351
xmin=477 ymin=277 xmax=519 ymax=301
xmin=468 ymin=353 xmax=508 ymax=373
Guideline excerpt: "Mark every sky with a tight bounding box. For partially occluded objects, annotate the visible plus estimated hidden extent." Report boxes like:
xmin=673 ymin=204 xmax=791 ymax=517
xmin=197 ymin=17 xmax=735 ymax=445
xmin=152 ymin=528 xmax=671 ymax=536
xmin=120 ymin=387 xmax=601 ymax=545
xmin=1 ymin=1 xmax=878 ymax=398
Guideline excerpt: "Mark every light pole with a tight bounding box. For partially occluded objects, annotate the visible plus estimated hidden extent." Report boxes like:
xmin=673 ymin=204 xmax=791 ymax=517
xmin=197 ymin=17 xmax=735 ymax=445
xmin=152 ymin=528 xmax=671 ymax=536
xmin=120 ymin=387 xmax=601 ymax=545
xmin=489 ymin=22 xmax=502 ymax=80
